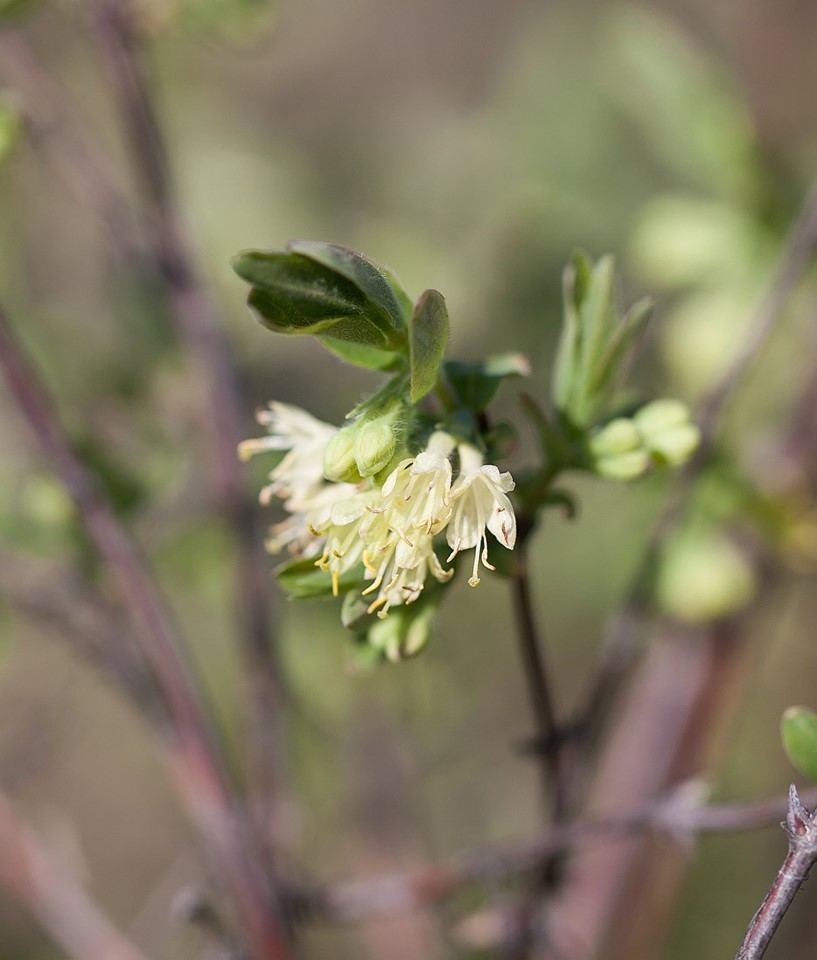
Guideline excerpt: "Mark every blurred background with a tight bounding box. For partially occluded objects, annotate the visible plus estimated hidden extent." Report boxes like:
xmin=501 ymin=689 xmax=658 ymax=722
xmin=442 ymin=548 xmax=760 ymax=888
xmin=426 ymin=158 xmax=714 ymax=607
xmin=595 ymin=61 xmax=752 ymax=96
xmin=1 ymin=0 xmax=817 ymax=957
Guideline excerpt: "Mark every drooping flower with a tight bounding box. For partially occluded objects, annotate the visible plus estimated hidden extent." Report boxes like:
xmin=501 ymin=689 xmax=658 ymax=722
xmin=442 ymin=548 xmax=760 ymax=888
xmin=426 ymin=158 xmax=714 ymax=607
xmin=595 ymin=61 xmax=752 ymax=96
xmin=447 ymin=444 xmax=517 ymax=586
xmin=310 ymin=493 xmax=374 ymax=596
xmin=375 ymin=431 xmax=455 ymax=545
xmin=238 ymin=401 xmax=338 ymax=510
xmin=362 ymin=532 xmax=452 ymax=618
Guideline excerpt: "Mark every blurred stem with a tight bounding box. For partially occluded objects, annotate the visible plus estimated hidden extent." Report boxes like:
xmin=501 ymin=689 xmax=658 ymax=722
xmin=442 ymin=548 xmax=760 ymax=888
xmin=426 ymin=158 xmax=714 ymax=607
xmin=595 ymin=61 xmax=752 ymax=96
xmin=510 ymin=545 xmax=567 ymax=823
xmin=298 ymin=782 xmax=817 ymax=923
xmin=0 ymin=791 xmax=150 ymax=960
xmin=0 ymin=302 xmax=293 ymax=960
xmin=89 ymin=0 xmax=286 ymax=839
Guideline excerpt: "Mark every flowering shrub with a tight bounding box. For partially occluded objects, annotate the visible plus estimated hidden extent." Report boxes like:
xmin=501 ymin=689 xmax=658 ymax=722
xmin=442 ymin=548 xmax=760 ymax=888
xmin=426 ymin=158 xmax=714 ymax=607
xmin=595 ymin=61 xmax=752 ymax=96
xmin=234 ymin=242 xmax=700 ymax=660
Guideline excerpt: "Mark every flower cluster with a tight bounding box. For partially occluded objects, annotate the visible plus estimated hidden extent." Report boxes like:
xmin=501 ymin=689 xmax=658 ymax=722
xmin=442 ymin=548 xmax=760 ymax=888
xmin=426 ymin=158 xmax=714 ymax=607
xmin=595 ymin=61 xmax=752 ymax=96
xmin=240 ymin=402 xmax=517 ymax=619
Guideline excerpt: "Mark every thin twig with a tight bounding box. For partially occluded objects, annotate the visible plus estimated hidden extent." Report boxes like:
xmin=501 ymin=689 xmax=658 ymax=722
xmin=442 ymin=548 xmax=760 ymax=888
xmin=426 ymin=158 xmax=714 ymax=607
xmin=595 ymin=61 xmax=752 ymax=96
xmin=295 ymin=784 xmax=817 ymax=924
xmin=735 ymin=786 xmax=817 ymax=960
xmin=0 ymin=30 xmax=139 ymax=262
xmin=0 ymin=790 xmax=150 ymax=960
xmin=0 ymin=303 xmax=292 ymax=960
xmin=511 ymin=546 xmax=567 ymax=821
xmin=89 ymin=0 xmax=285 ymax=826
xmin=0 ymin=554 xmax=164 ymax=723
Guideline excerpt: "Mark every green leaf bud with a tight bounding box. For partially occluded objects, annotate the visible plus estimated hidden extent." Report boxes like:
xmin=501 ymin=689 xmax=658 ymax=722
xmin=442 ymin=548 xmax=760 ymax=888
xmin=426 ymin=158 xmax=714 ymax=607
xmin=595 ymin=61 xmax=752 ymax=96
xmin=323 ymin=426 xmax=363 ymax=483
xmin=781 ymin=706 xmax=817 ymax=784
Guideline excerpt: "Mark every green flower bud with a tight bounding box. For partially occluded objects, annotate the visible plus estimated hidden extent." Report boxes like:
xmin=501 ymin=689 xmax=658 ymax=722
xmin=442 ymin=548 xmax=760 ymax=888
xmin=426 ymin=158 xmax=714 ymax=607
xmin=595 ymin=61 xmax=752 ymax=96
xmin=403 ymin=604 xmax=435 ymax=658
xmin=648 ymin=423 xmax=701 ymax=466
xmin=593 ymin=448 xmax=651 ymax=481
xmin=634 ymin=399 xmax=700 ymax=467
xmin=656 ymin=531 xmax=755 ymax=623
xmin=588 ymin=418 xmax=642 ymax=458
xmin=367 ymin=611 xmax=405 ymax=662
xmin=323 ymin=427 xmax=362 ymax=483
xmin=354 ymin=413 xmax=398 ymax=478
xmin=633 ymin=398 xmax=690 ymax=436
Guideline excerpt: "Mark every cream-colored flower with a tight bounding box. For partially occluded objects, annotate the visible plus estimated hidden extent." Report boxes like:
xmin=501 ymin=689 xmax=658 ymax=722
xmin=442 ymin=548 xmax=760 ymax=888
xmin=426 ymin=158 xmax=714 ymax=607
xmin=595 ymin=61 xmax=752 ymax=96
xmin=238 ymin=401 xmax=338 ymax=510
xmin=310 ymin=493 xmax=374 ymax=596
xmin=375 ymin=431 xmax=455 ymax=545
xmin=362 ymin=533 xmax=452 ymax=618
xmin=447 ymin=444 xmax=516 ymax=586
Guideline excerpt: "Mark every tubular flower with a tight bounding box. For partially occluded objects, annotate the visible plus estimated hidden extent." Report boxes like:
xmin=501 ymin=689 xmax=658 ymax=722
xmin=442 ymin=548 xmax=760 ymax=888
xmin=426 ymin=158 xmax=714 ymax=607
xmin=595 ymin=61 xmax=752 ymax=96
xmin=447 ymin=444 xmax=517 ymax=586
xmin=310 ymin=494 xmax=373 ymax=596
xmin=238 ymin=401 xmax=338 ymax=510
xmin=363 ymin=533 xmax=452 ymax=619
xmin=375 ymin=431 xmax=455 ymax=544
xmin=241 ymin=407 xmax=517 ymax=619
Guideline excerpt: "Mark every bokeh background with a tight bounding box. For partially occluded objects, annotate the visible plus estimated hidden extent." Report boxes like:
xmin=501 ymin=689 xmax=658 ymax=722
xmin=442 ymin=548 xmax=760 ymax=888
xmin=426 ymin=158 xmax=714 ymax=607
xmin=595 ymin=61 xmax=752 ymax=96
xmin=2 ymin=0 xmax=817 ymax=957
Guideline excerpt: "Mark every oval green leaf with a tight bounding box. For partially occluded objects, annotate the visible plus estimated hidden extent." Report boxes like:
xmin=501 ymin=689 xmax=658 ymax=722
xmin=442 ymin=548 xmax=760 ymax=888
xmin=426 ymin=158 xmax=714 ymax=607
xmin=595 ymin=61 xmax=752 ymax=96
xmin=409 ymin=289 xmax=449 ymax=403
xmin=782 ymin=706 xmax=817 ymax=784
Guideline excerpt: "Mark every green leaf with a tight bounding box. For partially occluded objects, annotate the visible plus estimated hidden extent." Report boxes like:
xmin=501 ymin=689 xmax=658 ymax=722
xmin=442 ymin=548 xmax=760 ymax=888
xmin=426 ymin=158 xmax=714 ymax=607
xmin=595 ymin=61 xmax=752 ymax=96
xmin=590 ymin=297 xmax=652 ymax=397
xmin=782 ymin=706 xmax=817 ymax=784
xmin=409 ymin=290 xmax=450 ymax=403
xmin=275 ymin=556 xmax=364 ymax=600
xmin=341 ymin=590 xmax=372 ymax=632
xmin=232 ymin=249 xmax=405 ymax=351
xmin=0 ymin=0 xmax=42 ymax=20
xmin=317 ymin=337 xmax=404 ymax=371
xmin=0 ymin=100 xmax=22 ymax=165
xmin=445 ymin=352 xmax=530 ymax=412
xmin=290 ymin=241 xmax=411 ymax=330
xmin=553 ymin=254 xmax=587 ymax=412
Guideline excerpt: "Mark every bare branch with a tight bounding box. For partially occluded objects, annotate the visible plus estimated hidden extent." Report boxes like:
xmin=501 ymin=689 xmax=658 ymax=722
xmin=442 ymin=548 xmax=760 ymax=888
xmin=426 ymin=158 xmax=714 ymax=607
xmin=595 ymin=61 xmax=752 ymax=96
xmin=295 ymin=784 xmax=817 ymax=924
xmin=0 ymin=302 xmax=292 ymax=960
xmin=510 ymin=547 xmax=567 ymax=822
xmin=0 ymin=30 xmax=139 ymax=263
xmin=0 ymin=790 xmax=150 ymax=960
xmin=735 ymin=786 xmax=817 ymax=960
xmin=89 ymin=0 xmax=285 ymax=827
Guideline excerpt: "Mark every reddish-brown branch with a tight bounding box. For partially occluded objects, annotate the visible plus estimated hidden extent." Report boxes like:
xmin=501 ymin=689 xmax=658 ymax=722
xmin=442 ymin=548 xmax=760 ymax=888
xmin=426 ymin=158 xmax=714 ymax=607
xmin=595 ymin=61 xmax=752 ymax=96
xmin=0 ymin=791 xmax=150 ymax=960
xmin=294 ymin=784 xmax=817 ymax=924
xmin=736 ymin=786 xmax=817 ymax=960
xmin=511 ymin=547 xmax=567 ymax=822
xmin=89 ymin=0 xmax=285 ymax=827
xmin=0 ymin=303 xmax=292 ymax=960
xmin=0 ymin=31 xmax=139 ymax=263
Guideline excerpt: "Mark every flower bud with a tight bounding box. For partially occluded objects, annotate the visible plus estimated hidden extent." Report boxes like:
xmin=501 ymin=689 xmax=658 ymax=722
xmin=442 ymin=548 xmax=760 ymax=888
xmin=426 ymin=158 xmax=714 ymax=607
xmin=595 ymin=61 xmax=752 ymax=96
xmin=323 ymin=427 xmax=362 ymax=483
xmin=633 ymin=398 xmax=689 ymax=435
xmin=656 ymin=531 xmax=755 ymax=623
xmin=593 ymin=448 xmax=651 ymax=481
xmin=354 ymin=414 xmax=398 ymax=478
xmin=634 ymin=399 xmax=700 ymax=466
xmin=588 ymin=418 xmax=642 ymax=458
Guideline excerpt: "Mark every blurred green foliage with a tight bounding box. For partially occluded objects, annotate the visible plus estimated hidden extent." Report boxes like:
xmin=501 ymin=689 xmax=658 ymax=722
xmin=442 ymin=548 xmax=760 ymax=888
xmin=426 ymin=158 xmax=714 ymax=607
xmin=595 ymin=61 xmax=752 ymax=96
xmin=1 ymin=1 xmax=817 ymax=959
